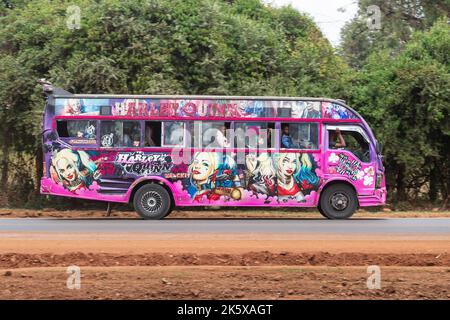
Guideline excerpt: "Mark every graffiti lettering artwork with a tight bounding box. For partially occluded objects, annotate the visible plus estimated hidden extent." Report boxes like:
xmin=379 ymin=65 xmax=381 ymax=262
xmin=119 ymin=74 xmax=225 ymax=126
xmin=114 ymin=152 xmax=173 ymax=176
xmin=55 ymin=98 xmax=335 ymax=119
xmin=335 ymin=154 xmax=362 ymax=181
xmin=68 ymin=139 xmax=97 ymax=145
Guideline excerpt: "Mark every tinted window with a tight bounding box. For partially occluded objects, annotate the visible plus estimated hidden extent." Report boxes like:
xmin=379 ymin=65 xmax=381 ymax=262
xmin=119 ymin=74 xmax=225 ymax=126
xmin=201 ymin=122 xmax=231 ymax=148
xmin=234 ymin=122 xmax=275 ymax=149
xmin=329 ymin=130 xmax=370 ymax=162
xmin=280 ymin=123 xmax=318 ymax=149
xmin=162 ymin=122 xmax=185 ymax=147
xmin=144 ymin=122 xmax=161 ymax=147
xmin=57 ymin=120 xmax=97 ymax=140
xmin=100 ymin=121 xmax=141 ymax=147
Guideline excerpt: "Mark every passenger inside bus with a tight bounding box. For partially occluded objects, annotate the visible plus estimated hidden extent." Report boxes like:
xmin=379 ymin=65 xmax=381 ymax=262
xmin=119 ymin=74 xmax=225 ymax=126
xmin=329 ymin=128 xmax=346 ymax=149
xmin=146 ymin=126 xmax=156 ymax=146
xmin=132 ymin=135 xmax=140 ymax=147
xmin=329 ymin=129 xmax=370 ymax=162
xmin=122 ymin=122 xmax=141 ymax=147
xmin=145 ymin=122 xmax=161 ymax=147
xmin=280 ymin=123 xmax=318 ymax=149
xmin=281 ymin=124 xmax=295 ymax=148
xmin=202 ymin=122 xmax=231 ymax=148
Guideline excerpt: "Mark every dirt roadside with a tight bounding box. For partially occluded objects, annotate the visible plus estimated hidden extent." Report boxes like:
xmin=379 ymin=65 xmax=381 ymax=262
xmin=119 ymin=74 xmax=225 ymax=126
xmin=1 ymin=208 xmax=449 ymax=219
xmin=0 ymin=231 xmax=448 ymax=299
xmin=0 ymin=208 xmax=448 ymax=300
xmin=1 ymin=266 xmax=449 ymax=300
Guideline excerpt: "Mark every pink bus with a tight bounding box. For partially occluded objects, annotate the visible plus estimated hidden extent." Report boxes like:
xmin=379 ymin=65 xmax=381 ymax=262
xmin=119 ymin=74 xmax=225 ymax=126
xmin=40 ymin=85 xmax=386 ymax=219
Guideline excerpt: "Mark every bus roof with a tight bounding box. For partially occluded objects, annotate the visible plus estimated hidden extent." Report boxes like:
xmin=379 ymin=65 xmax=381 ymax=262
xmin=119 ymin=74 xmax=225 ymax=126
xmin=52 ymin=93 xmax=345 ymax=104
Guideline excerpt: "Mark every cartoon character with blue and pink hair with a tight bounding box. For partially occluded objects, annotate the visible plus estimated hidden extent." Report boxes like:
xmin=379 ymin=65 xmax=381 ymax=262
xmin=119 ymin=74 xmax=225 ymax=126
xmin=273 ymin=153 xmax=320 ymax=203
xmin=50 ymin=149 xmax=101 ymax=193
xmin=187 ymin=152 xmax=242 ymax=202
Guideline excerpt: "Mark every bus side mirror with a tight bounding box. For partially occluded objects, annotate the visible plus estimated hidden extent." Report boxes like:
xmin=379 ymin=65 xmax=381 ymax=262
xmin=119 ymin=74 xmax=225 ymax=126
xmin=376 ymin=142 xmax=383 ymax=154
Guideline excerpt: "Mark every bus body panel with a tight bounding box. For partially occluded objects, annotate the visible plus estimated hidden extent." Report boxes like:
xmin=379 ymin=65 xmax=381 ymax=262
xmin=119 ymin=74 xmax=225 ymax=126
xmin=41 ymin=96 xmax=386 ymax=209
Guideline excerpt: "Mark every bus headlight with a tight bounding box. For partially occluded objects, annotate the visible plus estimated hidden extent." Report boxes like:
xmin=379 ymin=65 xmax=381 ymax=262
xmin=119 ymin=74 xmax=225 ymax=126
xmin=376 ymin=173 xmax=382 ymax=189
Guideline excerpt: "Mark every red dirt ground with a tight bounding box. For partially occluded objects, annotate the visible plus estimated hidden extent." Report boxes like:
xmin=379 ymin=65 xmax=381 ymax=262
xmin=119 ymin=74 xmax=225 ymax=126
xmin=1 ymin=266 xmax=449 ymax=300
xmin=0 ymin=208 xmax=448 ymax=300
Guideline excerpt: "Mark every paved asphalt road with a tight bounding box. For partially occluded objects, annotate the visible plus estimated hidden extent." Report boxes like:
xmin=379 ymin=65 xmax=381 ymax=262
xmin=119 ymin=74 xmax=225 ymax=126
xmin=0 ymin=218 xmax=448 ymax=234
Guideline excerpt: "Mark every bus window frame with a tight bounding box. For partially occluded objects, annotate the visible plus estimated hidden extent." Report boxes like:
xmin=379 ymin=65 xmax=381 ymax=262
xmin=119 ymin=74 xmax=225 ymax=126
xmin=50 ymin=116 xmax=369 ymax=154
xmin=55 ymin=119 xmax=98 ymax=146
xmin=199 ymin=120 xmax=233 ymax=150
xmin=161 ymin=121 xmax=186 ymax=148
xmin=232 ymin=120 xmax=277 ymax=152
xmin=279 ymin=121 xmax=320 ymax=152
xmin=99 ymin=119 xmax=142 ymax=149
xmin=326 ymin=124 xmax=373 ymax=164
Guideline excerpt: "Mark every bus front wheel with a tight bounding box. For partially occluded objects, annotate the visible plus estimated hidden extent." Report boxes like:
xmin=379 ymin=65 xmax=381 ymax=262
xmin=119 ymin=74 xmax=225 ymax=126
xmin=319 ymin=184 xmax=358 ymax=219
xmin=133 ymin=184 xmax=172 ymax=220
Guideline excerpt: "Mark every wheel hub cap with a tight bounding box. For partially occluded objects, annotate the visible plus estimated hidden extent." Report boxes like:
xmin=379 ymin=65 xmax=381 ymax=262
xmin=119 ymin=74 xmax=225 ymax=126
xmin=330 ymin=192 xmax=349 ymax=211
xmin=141 ymin=191 xmax=163 ymax=214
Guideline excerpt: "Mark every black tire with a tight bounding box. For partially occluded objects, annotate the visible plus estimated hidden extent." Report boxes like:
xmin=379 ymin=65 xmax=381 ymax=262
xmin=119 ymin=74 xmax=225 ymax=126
xmin=318 ymin=205 xmax=327 ymax=219
xmin=133 ymin=184 xmax=172 ymax=220
xmin=319 ymin=183 xmax=358 ymax=219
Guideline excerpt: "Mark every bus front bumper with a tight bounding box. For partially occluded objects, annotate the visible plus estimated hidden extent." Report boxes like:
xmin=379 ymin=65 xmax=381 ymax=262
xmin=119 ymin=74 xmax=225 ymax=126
xmin=358 ymin=188 xmax=387 ymax=207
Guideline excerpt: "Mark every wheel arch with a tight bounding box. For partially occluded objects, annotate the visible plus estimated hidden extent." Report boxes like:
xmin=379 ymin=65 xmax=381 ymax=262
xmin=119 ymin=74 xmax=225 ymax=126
xmin=127 ymin=176 xmax=177 ymax=207
xmin=318 ymin=178 xmax=359 ymax=208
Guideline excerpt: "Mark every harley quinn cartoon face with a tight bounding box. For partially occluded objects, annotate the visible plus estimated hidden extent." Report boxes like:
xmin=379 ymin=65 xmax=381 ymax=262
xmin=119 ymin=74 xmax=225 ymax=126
xmin=274 ymin=153 xmax=305 ymax=202
xmin=190 ymin=152 xmax=216 ymax=184
xmin=50 ymin=149 xmax=100 ymax=193
xmin=277 ymin=153 xmax=297 ymax=178
xmin=55 ymin=157 xmax=77 ymax=182
xmin=64 ymin=99 xmax=82 ymax=115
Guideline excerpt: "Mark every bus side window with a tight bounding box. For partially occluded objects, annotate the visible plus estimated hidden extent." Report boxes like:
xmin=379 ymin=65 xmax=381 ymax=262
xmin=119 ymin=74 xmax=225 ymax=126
xmin=145 ymin=122 xmax=161 ymax=147
xmin=100 ymin=121 xmax=141 ymax=148
xmin=234 ymin=122 xmax=275 ymax=149
xmin=123 ymin=121 xmax=141 ymax=147
xmin=186 ymin=121 xmax=199 ymax=149
xmin=329 ymin=129 xmax=370 ymax=162
xmin=162 ymin=122 xmax=185 ymax=147
xmin=280 ymin=123 xmax=318 ymax=150
xmin=56 ymin=120 xmax=97 ymax=140
xmin=201 ymin=122 xmax=231 ymax=148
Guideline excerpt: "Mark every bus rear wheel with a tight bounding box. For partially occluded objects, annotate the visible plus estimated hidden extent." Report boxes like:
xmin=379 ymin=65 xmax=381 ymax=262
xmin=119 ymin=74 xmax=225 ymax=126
xmin=133 ymin=184 xmax=172 ymax=220
xmin=319 ymin=184 xmax=358 ymax=219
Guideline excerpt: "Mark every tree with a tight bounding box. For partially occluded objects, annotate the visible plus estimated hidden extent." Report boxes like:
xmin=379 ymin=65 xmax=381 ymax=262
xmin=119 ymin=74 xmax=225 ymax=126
xmin=350 ymin=19 xmax=450 ymax=205
xmin=340 ymin=0 xmax=450 ymax=68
